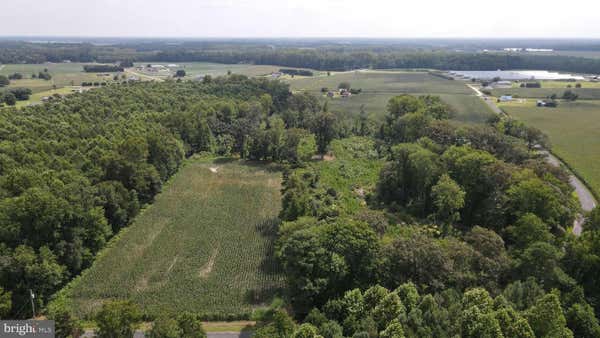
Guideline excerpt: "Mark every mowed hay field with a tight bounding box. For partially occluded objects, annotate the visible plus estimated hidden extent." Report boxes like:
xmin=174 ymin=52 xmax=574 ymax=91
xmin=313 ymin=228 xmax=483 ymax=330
xmin=500 ymin=100 xmax=600 ymax=196
xmin=62 ymin=158 xmax=284 ymax=317
xmin=288 ymin=70 xmax=495 ymax=123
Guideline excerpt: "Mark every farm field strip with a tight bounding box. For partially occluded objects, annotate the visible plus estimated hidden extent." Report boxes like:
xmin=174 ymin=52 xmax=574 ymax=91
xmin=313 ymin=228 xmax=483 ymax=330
xmin=288 ymin=70 xmax=494 ymax=123
xmin=491 ymin=87 xmax=600 ymax=100
xmin=62 ymin=158 xmax=284 ymax=317
xmin=133 ymin=62 xmax=281 ymax=79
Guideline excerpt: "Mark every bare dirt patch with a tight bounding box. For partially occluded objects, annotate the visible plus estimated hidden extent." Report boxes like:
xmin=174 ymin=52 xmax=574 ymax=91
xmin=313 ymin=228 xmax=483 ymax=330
xmin=199 ymin=248 xmax=219 ymax=278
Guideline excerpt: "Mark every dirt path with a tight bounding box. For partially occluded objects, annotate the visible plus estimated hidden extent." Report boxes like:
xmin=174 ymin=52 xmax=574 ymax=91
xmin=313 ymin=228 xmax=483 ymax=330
xmin=467 ymin=84 xmax=597 ymax=235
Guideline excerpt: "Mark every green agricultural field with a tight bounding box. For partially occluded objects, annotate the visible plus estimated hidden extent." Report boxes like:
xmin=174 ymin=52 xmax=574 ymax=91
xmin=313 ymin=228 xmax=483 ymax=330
xmin=133 ymin=62 xmax=280 ymax=79
xmin=512 ymin=81 xmax=600 ymax=89
xmin=61 ymin=158 xmax=284 ymax=317
xmin=0 ymin=63 xmax=120 ymax=92
xmin=499 ymin=100 xmax=600 ymax=196
xmin=288 ymin=70 xmax=494 ymax=123
xmin=491 ymin=87 xmax=600 ymax=100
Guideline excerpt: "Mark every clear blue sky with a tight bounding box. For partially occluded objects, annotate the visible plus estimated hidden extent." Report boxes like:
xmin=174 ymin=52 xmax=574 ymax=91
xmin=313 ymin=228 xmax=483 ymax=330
xmin=2 ymin=0 xmax=599 ymax=38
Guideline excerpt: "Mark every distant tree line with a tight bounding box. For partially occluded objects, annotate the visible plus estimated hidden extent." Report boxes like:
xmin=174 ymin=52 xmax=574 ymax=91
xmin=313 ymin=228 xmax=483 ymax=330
xmin=83 ymin=64 xmax=124 ymax=73
xmin=2 ymin=41 xmax=600 ymax=74
xmin=279 ymin=68 xmax=314 ymax=76
xmin=149 ymin=49 xmax=600 ymax=74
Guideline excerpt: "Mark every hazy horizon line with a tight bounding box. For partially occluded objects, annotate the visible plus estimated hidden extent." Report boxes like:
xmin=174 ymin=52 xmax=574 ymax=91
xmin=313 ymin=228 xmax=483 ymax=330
xmin=2 ymin=35 xmax=600 ymax=41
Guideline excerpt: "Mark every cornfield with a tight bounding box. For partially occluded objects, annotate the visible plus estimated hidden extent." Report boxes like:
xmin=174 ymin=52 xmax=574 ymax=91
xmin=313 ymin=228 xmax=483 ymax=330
xmin=64 ymin=159 xmax=285 ymax=317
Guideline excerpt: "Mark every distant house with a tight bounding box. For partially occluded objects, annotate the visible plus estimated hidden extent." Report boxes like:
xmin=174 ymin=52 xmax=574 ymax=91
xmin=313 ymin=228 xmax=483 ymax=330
xmin=339 ymin=88 xmax=352 ymax=97
xmin=499 ymin=95 xmax=513 ymax=102
xmin=271 ymin=72 xmax=283 ymax=78
xmin=494 ymin=80 xmax=512 ymax=88
xmin=537 ymin=100 xmax=557 ymax=107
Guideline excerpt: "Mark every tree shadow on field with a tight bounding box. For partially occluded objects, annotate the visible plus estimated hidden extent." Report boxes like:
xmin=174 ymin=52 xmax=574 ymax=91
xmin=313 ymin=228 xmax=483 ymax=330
xmin=241 ymin=160 xmax=285 ymax=173
xmin=244 ymin=217 xmax=286 ymax=305
xmin=212 ymin=157 xmax=237 ymax=164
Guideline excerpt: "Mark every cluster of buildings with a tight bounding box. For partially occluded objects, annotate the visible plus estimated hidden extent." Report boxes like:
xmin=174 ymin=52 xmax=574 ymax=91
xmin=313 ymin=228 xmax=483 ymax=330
xmin=136 ymin=64 xmax=179 ymax=74
xmin=503 ymin=48 xmax=554 ymax=52
xmin=326 ymin=88 xmax=352 ymax=98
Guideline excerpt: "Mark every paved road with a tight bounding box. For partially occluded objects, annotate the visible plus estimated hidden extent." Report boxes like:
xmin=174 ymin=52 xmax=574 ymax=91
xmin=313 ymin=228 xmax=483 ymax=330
xmin=82 ymin=330 xmax=145 ymax=337
xmin=82 ymin=330 xmax=251 ymax=337
xmin=208 ymin=332 xmax=252 ymax=338
xmin=466 ymin=84 xmax=504 ymax=115
xmin=467 ymin=84 xmax=598 ymax=235
xmin=542 ymin=151 xmax=597 ymax=235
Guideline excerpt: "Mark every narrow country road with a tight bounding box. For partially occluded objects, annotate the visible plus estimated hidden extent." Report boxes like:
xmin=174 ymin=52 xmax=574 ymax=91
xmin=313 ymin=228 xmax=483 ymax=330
xmin=542 ymin=151 xmax=597 ymax=235
xmin=467 ymin=84 xmax=504 ymax=115
xmin=466 ymin=83 xmax=597 ymax=235
xmin=207 ymin=332 xmax=252 ymax=338
xmin=82 ymin=330 xmax=251 ymax=338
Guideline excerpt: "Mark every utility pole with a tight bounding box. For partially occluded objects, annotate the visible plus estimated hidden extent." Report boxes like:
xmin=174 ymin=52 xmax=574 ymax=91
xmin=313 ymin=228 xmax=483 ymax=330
xmin=29 ymin=289 xmax=35 ymax=319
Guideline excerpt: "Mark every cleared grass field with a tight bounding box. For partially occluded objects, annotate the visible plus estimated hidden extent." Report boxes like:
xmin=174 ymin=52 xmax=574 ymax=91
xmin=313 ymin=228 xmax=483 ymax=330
xmin=500 ymin=100 xmax=600 ymax=196
xmin=61 ymin=158 xmax=284 ymax=317
xmin=14 ymin=87 xmax=75 ymax=107
xmin=492 ymin=87 xmax=600 ymax=100
xmin=288 ymin=70 xmax=494 ymax=123
xmin=1 ymin=62 xmax=282 ymax=105
xmin=511 ymin=81 xmax=600 ymax=89
xmin=132 ymin=62 xmax=280 ymax=79
xmin=0 ymin=63 xmax=119 ymax=93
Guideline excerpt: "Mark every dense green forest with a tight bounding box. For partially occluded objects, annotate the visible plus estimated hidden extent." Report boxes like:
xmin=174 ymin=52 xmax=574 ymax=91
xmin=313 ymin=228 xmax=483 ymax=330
xmin=2 ymin=41 xmax=600 ymax=74
xmin=258 ymin=95 xmax=600 ymax=337
xmin=0 ymin=75 xmax=341 ymax=320
xmin=2 ymin=73 xmax=600 ymax=337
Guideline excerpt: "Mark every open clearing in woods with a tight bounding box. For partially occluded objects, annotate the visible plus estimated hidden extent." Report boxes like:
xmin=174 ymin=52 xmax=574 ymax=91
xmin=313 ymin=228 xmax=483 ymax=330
xmin=62 ymin=158 xmax=284 ymax=317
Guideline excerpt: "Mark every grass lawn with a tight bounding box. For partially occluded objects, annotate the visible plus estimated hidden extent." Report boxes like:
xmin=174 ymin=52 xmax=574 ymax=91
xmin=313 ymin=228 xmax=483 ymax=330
xmin=499 ymin=100 xmax=600 ymax=196
xmin=60 ymin=157 xmax=284 ymax=317
xmin=288 ymin=70 xmax=494 ymax=123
